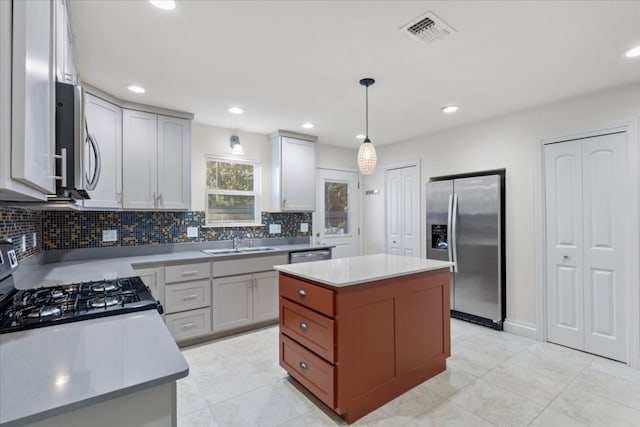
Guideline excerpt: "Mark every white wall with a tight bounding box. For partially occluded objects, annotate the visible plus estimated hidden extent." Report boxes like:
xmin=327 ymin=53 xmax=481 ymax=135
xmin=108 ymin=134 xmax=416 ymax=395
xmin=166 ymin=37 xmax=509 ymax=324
xmin=362 ymin=82 xmax=640 ymax=327
xmin=191 ymin=123 xmax=358 ymax=212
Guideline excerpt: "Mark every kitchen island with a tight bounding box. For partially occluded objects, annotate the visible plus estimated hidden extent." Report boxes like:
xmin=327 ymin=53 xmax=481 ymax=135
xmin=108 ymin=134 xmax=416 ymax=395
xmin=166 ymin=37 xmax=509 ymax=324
xmin=274 ymin=254 xmax=454 ymax=424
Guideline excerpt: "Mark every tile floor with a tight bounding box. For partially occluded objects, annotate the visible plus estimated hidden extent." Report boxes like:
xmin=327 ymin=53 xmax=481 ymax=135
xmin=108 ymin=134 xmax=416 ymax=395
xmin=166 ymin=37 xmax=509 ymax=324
xmin=178 ymin=320 xmax=640 ymax=426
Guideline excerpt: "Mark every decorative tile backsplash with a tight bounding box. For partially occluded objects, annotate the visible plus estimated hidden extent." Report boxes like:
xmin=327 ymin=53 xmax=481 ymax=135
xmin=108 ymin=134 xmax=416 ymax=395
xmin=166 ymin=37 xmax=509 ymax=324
xmin=0 ymin=207 xmax=42 ymax=260
xmin=42 ymin=210 xmax=312 ymax=250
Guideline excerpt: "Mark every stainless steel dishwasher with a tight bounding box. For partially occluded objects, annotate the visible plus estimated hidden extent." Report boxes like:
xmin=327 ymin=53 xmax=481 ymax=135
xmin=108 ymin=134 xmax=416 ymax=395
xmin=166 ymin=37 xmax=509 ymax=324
xmin=289 ymin=248 xmax=332 ymax=263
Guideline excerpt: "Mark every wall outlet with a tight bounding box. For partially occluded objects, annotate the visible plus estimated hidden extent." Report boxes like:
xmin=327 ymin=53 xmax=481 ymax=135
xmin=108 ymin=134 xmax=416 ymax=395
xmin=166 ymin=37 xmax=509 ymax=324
xmin=187 ymin=226 xmax=198 ymax=238
xmin=21 ymin=235 xmax=26 ymax=252
xmin=102 ymin=230 xmax=118 ymax=242
xmin=300 ymin=223 xmax=309 ymax=232
xmin=32 ymin=233 xmax=37 ymax=248
xmin=269 ymin=224 xmax=282 ymax=234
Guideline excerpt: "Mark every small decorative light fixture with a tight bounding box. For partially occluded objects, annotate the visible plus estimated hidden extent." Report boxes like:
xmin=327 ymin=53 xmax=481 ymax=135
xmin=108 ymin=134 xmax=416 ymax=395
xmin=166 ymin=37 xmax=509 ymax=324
xmin=127 ymin=85 xmax=146 ymax=94
xmin=149 ymin=0 xmax=176 ymax=11
xmin=302 ymin=122 xmax=315 ymax=129
xmin=625 ymin=45 xmax=640 ymax=58
xmin=230 ymin=135 xmax=244 ymax=155
xmin=227 ymin=106 xmax=244 ymax=115
xmin=357 ymin=78 xmax=377 ymax=175
xmin=441 ymin=105 xmax=459 ymax=113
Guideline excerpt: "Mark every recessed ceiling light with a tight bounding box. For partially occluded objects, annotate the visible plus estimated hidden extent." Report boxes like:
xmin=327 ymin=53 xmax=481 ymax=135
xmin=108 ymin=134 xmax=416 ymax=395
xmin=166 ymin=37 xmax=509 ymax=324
xmin=127 ymin=85 xmax=146 ymax=94
xmin=302 ymin=122 xmax=315 ymax=129
xmin=149 ymin=0 xmax=176 ymax=11
xmin=441 ymin=105 xmax=459 ymax=113
xmin=356 ymin=134 xmax=366 ymax=139
xmin=625 ymin=45 xmax=640 ymax=58
xmin=227 ymin=107 xmax=244 ymax=114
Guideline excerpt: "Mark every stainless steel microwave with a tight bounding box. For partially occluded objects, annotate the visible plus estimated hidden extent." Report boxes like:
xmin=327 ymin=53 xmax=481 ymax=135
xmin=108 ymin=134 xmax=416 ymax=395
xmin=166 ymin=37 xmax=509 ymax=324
xmin=54 ymin=82 xmax=100 ymax=200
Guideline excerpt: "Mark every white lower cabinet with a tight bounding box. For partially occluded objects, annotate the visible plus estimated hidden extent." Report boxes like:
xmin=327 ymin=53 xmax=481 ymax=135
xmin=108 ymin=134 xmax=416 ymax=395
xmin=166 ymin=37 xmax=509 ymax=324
xmin=212 ymin=270 xmax=280 ymax=332
xmin=147 ymin=261 xmax=213 ymax=343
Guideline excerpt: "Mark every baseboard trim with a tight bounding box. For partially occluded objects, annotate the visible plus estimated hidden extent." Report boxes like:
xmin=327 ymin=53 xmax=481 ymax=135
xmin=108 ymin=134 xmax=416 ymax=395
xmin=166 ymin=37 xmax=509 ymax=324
xmin=503 ymin=319 xmax=537 ymax=340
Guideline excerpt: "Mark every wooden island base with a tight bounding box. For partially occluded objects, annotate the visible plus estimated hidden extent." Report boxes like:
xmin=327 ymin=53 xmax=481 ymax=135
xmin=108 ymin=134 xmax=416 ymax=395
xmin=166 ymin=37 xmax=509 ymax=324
xmin=278 ymin=267 xmax=451 ymax=424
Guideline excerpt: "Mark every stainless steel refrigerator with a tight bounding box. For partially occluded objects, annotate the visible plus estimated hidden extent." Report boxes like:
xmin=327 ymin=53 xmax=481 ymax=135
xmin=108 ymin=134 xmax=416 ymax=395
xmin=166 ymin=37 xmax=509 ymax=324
xmin=426 ymin=171 xmax=505 ymax=329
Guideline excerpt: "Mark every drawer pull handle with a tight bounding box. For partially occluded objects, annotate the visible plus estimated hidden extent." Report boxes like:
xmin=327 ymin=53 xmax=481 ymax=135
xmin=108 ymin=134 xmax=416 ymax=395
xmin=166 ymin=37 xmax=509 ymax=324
xmin=299 ymin=361 xmax=308 ymax=370
xmin=181 ymin=271 xmax=198 ymax=277
xmin=298 ymin=289 xmax=306 ymax=297
xmin=299 ymin=322 xmax=308 ymax=331
xmin=182 ymin=322 xmax=198 ymax=330
xmin=181 ymin=295 xmax=199 ymax=301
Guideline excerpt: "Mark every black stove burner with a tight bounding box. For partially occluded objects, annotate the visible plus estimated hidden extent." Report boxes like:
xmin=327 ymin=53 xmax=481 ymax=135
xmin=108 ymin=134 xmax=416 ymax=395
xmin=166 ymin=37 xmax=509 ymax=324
xmin=0 ymin=276 xmax=162 ymax=334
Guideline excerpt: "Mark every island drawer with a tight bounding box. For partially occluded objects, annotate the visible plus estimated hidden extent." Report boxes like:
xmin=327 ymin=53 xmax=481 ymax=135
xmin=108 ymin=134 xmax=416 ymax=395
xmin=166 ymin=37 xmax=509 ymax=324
xmin=279 ymin=274 xmax=334 ymax=317
xmin=165 ymin=279 xmax=211 ymax=314
xmin=165 ymin=262 xmax=210 ymax=283
xmin=280 ymin=298 xmax=335 ymax=363
xmin=165 ymin=308 xmax=212 ymax=341
xmin=280 ymin=333 xmax=335 ymax=409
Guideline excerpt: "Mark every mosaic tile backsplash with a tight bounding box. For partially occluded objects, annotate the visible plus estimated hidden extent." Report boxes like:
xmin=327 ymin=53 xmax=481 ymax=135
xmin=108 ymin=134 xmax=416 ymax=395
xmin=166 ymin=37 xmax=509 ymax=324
xmin=42 ymin=211 xmax=312 ymax=250
xmin=0 ymin=207 xmax=42 ymax=260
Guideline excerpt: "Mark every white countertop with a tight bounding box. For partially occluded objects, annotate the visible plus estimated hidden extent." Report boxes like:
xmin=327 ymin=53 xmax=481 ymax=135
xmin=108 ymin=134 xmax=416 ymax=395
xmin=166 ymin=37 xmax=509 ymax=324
xmin=274 ymin=254 xmax=454 ymax=287
xmin=0 ymin=311 xmax=188 ymax=426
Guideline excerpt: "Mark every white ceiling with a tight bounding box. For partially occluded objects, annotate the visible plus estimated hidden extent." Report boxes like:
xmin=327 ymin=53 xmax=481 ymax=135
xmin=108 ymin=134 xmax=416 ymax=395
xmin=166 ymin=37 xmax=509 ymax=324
xmin=70 ymin=1 xmax=640 ymax=148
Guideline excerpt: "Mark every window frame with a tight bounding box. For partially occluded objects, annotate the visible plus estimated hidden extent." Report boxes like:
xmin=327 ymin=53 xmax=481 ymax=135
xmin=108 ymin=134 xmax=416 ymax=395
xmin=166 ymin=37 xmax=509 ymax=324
xmin=205 ymin=155 xmax=262 ymax=227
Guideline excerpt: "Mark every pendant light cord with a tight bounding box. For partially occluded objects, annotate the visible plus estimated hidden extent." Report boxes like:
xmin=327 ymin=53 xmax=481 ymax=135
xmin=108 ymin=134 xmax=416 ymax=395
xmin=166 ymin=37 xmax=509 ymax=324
xmin=365 ymin=85 xmax=369 ymax=139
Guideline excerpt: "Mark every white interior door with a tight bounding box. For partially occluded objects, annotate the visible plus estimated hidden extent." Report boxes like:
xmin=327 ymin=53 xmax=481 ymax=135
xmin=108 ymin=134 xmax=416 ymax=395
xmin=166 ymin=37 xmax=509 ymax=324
xmin=385 ymin=165 xmax=420 ymax=257
xmin=582 ymin=133 xmax=627 ymax=361
xmin=314 ymin=169 xmax=360 ymax=258
xmin=545 ymin=140 xmax=584 ymax=351
xmin=545 ymin=131 xmax=628 ymax=362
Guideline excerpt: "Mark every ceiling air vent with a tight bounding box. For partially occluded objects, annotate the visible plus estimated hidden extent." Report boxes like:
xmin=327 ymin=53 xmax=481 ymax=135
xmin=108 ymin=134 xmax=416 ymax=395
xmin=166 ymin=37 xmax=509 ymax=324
xmin=400 ymin=11 xmax=455 ymax=44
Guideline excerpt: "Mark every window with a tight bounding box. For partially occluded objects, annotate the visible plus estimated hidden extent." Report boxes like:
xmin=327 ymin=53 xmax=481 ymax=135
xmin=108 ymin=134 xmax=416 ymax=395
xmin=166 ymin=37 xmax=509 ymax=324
xmin=324 ymin=181 xmax=349 ymax=235
xmin=206 ymin=156 xmax=261 ymax=226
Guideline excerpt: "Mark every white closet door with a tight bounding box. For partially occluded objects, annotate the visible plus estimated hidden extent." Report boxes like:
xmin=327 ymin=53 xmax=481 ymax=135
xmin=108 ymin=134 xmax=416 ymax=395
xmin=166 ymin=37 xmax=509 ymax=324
xmin=401 ymin=166 xmax=420 ymax=257
xmin=582 ymin=133 xmax=627 ymax=361
xmin=386 ymin=168 xmax=402 ymax=255
xmin=545 ymin=131 xmax=628 ymax=362
xmin=545 ymin=140 xmax=584 ymax=351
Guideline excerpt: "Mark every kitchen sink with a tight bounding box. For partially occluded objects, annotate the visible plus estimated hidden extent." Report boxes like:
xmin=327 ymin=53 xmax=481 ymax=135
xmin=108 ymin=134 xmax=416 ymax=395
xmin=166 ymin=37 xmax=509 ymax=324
xmin=202 ymin=247 xmax=276 ymax=255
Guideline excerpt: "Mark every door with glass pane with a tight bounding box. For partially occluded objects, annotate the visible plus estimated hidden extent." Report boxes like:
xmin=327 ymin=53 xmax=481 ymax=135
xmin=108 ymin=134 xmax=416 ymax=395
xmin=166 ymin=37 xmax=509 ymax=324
xmin=314 ymin=169 xmax=360 ymax=258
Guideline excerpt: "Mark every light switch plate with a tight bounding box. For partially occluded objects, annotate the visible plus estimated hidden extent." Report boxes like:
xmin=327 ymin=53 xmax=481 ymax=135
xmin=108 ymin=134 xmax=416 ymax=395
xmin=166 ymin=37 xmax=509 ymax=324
xmin=269 ymin=224 xmax=282 ymax=234
xmin=187 ymin=226 xmax=198 ymax=238
xmin=102 ymin=230 xmax=118 ymax=242
xmin=300 ymin=223 xmax=309 ymax=232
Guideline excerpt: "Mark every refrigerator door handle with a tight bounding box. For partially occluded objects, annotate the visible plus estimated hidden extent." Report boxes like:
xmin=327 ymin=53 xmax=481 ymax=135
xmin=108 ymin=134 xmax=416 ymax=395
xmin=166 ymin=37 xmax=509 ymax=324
xmin=452 ymin=194 xmax=459 ymax=272
xmin=447 ymin=194 xmax=454 ymax=272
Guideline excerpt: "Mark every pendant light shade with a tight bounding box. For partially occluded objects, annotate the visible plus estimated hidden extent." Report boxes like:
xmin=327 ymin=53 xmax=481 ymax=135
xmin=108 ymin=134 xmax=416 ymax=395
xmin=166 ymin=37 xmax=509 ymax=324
xmin=357 ymin=78 xmax=377 ymax=175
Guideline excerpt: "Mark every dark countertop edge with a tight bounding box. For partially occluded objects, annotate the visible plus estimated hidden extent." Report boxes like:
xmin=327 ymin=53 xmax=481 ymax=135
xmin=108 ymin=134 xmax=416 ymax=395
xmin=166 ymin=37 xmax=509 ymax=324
xmin=0 ymin=369 xmax=189 ymax=427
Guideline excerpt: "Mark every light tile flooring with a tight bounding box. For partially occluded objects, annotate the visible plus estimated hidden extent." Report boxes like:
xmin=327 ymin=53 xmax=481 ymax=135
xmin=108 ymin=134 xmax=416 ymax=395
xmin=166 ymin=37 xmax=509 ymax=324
xmin=178 ymin=320 xmax=640 ymax=426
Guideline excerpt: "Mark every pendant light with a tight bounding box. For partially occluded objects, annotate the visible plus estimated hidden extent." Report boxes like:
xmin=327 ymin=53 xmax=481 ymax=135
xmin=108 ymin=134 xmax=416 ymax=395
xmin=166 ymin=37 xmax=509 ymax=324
xmin=357 ymin=78 xmax=377 ymax=175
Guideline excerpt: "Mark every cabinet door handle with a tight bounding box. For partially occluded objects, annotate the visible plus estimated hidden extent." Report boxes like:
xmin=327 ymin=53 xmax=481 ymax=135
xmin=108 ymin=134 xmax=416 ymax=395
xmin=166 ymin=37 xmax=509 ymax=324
xmin=182 ymin=322 xmax=198 ymax=330
xmin=181 ymin=294 xmax=199 ymax=301
xmin=152 ymin=192 xmax=157 ymax=208
xmin=159 ymin=193 xmax=164 ymax=208
xmin=298 ymin=289 xmax=306 ymax=297
xmin=180 ymin=271 xmax=198 ymax=277
xmin=299 ymin=322 xmax=308 ymax=331
xmin=299 ymin=361 xmax=308 ymax=370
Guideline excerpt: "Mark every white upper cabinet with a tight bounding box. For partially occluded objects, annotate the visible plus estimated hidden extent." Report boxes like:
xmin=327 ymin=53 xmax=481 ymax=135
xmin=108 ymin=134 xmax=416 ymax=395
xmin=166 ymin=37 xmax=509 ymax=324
xmin=122 ymin=109 xmax=158 ymax=209
xmin=270 ymin=131 xmax=316 ymax=211
xmin=10 ymin=0 xmax=56 ymax=195
xmin=157 ymin=115 xmax=191 ymax=210
xmin=54 ymin=0 xmax=77 ymax=85
xmin=122 ymin=110 xmax=191 ymax=210
xmin=83 ymin=93 xmax=122 ymax=209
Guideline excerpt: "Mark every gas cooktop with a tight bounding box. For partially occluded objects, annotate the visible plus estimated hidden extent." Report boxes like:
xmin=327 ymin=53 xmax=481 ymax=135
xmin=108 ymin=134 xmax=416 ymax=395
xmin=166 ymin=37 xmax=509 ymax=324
xmin=0 ymin=276 xmax=163 ymax=334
